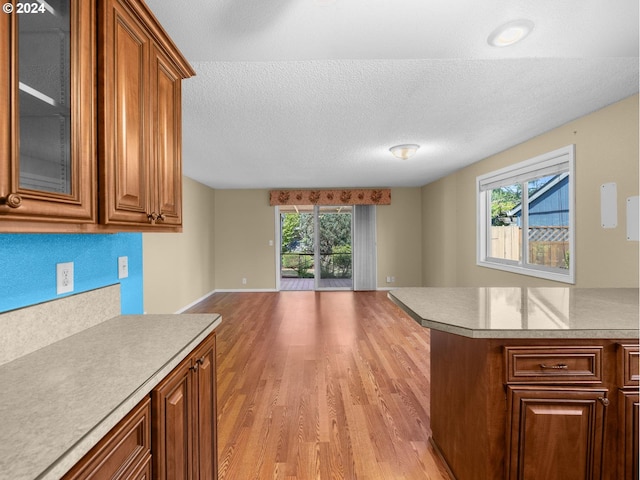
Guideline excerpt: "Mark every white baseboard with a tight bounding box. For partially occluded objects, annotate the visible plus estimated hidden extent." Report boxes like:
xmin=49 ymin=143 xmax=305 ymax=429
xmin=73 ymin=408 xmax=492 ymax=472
xmin=174 ymin=289 xmax=217 ymax=314
xmin=175 ymin=288 xmax=394 ymax=313
xmin=214 ymin=288 xmax=278 ymax=293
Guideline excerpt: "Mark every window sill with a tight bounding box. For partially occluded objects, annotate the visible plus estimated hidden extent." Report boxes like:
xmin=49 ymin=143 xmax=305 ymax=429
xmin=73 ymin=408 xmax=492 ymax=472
xmin=477 ymin=260 xmax=575 ymax=284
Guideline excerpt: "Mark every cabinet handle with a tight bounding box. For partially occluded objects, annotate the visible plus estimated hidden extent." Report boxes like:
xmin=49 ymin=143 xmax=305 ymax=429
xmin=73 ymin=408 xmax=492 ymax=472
xmin=1 ymin=193 xmax=22 ymax=208
xmin=539 ymin=363 xmax=568 ymax=370
xmin=157 ymin=213 xmax=166 ymax=222
xmin=598 ymin=396 xmax=610 ymax=407
xmin=196 ymin=356 xmax=205 ymax=365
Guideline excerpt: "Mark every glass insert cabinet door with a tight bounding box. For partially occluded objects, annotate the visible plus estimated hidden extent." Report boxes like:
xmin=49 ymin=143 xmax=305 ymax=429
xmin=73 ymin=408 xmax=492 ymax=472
xmin=18 ymin=2 xmax=71 ymax=194
xmin=0 ymin=0 xmax=95 ymax=223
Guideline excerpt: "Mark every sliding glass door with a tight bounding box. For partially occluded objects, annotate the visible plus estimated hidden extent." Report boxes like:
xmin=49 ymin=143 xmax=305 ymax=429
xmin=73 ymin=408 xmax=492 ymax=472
xmin=316 ymin=206 xmax=353 ymax=290
xmin=278 ymin=205 xmax=353 ymax=290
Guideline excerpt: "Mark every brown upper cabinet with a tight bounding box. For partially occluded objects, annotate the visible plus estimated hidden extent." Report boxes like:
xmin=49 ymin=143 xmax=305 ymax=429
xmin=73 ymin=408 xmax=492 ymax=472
xmin=0 ymin=0 xmax=194 ymax=232
xmin=0 ymin=0 xmax=96 ymax=228
xmin=99 ymin=0 xmax=194 ymax=230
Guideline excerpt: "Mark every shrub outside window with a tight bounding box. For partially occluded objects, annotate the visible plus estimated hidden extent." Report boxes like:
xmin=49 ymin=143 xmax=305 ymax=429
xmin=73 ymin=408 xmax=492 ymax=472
xmin=476 ymin=145 xmax=575 ymax=283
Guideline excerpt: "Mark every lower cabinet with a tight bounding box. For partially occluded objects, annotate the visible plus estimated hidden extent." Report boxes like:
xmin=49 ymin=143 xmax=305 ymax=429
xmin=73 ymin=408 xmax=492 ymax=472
xmin=62 ymin=397 xmax=152 ymax=480
xmin=151 ymin=332 xmax=217 ymax=480
xmin=62 ymin=332 xmax=217 ymax=480
xmin=429 ymin=334 xmax=638 ymax=480
xmin=505 ymin=386 xmax=608 ymax=480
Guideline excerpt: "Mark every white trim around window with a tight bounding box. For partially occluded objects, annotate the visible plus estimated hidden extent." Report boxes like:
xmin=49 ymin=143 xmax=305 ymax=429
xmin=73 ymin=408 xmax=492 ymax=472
xmin=476 ymin=145 xmax=576 ymax=284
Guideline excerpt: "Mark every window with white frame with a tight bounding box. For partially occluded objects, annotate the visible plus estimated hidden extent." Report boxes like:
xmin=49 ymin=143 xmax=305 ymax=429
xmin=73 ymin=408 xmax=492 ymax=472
xmin=477 ymin=145 xmax=575 ymax=283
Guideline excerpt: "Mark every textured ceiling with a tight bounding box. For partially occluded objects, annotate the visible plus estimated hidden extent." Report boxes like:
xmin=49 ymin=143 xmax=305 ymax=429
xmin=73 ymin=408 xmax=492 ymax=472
xmin=145 ymin=0 xmax=639 ymax=189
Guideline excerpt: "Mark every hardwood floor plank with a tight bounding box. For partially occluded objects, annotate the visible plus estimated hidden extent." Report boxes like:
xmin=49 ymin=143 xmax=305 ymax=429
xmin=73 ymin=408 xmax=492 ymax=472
xmin=187 ymin=291 xmax=451 ymax=479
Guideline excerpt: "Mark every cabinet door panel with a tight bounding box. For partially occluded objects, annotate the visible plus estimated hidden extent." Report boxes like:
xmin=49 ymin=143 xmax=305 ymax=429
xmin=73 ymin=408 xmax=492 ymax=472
xmin=165 ymin=383 xmax=190 ymax=480
xmin=150 ymin=45 xmax=182 ymax=226
xmin=506 ymin=387 xmax=607 ymax=480
xmin=152 ymin=363 xmax=192 ymax=480
xmin=619 ymin=390 xmax=639 ymax=480
xmin=100 ymin=0 xmax=150 ymax=225
xmin=0 ymin=0 xmax=95 ymax=225
xmin=193 ymin=335 xmax=217 ymax=480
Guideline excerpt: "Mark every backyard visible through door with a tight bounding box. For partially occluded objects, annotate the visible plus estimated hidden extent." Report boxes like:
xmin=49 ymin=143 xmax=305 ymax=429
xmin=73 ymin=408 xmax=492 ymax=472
xmin=279 ymin=205 xmax=353 ymax=290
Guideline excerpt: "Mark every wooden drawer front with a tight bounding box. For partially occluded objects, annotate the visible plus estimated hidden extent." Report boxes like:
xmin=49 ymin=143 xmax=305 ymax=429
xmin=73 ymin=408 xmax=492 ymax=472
xmin=63 ymin=397 xmax=151 ymax=480
xmin=505 ymin=346 xmax=602 ymax=384
xmin=618 ymin=344 xmax=639 ymax=388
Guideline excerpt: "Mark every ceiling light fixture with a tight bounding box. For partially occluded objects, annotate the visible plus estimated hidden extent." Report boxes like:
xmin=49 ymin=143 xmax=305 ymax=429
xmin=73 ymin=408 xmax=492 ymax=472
xmin=389 ymin=144 xmax=420 ymax=160
xmin=487 ymin=19 xmax=534 ymax=47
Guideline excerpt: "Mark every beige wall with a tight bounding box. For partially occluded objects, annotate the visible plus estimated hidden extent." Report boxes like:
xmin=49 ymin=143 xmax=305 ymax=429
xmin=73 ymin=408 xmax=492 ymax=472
xmin=422 ymin=174 xmax=459 ymax=286
xmin=377 ymin=188 xmax=423 ymax=287
xmin=211 ymin=187 xmax=424 ymax=290
xmin=213 ymin=189 xmax=277 ymax=290
xmin=422 ymin=94 xmax=639 ymax=288
xmin=144 ymin=94 xmax=639 ymax=307
xmin=143 ymin=176 xmax=216 ymax=313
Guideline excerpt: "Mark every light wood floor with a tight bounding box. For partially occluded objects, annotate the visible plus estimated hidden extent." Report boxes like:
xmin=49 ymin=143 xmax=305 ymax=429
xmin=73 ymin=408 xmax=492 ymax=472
xmin=188 ymin=291 xmax=451 ymax=480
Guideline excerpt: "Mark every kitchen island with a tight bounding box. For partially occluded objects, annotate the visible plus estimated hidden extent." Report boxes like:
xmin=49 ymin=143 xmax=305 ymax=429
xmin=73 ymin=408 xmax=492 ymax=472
xmin=388 ymin=287 xmax=639 ymax=480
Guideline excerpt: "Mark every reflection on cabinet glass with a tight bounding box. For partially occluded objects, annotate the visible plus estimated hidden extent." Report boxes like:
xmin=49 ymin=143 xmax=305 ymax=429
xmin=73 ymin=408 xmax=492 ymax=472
xmin=18 ymin=1 xmax=71 ymax=194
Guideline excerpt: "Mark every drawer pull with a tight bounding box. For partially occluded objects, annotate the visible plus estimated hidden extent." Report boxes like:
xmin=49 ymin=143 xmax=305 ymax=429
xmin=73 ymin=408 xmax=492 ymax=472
xmin=540 ymin=363 xmax=568 ymax=370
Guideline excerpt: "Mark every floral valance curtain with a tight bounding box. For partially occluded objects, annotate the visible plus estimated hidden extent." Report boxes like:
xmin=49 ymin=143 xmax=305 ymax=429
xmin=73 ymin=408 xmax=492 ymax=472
xmin=269 ymin=189 xmax=391 ymax=206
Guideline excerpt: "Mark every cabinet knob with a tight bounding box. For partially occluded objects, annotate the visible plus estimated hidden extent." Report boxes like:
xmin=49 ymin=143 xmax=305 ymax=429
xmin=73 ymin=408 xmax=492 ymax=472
xmin=2 ymin=193 xmax=23 ymax=208
xmin=189 ymin=364 xmax=199 ymax=372
xmin=196 ymin=356 xmax=205 ymax=365
xmin=157 ymin=213 xmax=166 ymax=222
xmin=598 ymin=396 xmax=610 ymax=407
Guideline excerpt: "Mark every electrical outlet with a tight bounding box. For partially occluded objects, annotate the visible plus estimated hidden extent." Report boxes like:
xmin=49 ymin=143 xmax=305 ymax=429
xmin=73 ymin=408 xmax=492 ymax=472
xmin=56 ymin=262 xmax=74 ymax=295
xmin=242 ymin=278 xmax=247 ymax=285
xmin=118 ymin=256 xmax=128 ymax=279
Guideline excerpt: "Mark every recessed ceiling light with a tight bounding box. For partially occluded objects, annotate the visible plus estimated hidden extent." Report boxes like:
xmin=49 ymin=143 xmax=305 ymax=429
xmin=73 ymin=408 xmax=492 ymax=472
xmin=487 ymin=19 xmax=534 ymax=47
xmin=389 ymin=144 xmax=420 ymax=160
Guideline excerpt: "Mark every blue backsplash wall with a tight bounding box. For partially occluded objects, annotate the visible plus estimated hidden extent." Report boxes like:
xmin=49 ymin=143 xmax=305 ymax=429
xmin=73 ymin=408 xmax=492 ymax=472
xmin=0 ymin=233 xmax=143 ymax=314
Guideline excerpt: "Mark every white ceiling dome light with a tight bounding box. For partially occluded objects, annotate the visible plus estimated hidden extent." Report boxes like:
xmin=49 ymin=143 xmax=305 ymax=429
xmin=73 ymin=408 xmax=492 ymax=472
xmin=389 ymin=144 xmax=420 ymax=160
xmin=487 ymin=19 xmax=535 ymax=47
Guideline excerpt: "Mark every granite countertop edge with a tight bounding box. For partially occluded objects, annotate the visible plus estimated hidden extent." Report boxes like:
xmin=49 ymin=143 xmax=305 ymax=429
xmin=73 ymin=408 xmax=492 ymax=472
xmin=388 ymin=289 xmax=640 ymax=340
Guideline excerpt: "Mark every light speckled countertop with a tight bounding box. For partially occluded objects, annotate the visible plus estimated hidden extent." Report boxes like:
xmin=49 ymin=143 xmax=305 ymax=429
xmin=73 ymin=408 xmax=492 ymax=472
xmin=388 ymin=287 xmax=639 ymax=339
xmin=0 ymin=313 xmax=221 ymax=480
